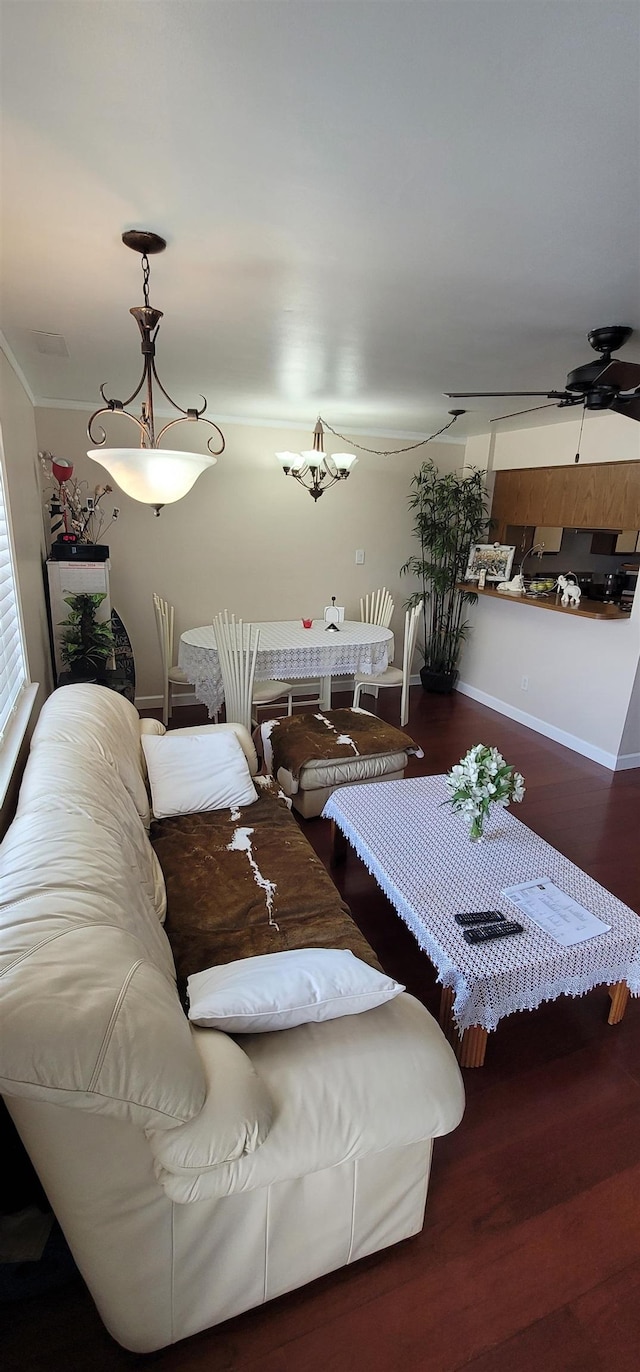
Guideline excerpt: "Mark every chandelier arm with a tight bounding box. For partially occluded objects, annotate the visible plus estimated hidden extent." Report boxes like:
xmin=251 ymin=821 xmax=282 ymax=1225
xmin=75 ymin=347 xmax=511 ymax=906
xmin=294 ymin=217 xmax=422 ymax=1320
xmin=289 ymin=463 xmax=344 ymax=499
xmin=155 ymin=414 xmax=226 ymax=457
xmin=149 ymin=358 xmax=208 ymax=418
xmin=87 ymin=405 xmax=150 ymax=447
xmin=98 ymin=356 xmax=153 ymax=413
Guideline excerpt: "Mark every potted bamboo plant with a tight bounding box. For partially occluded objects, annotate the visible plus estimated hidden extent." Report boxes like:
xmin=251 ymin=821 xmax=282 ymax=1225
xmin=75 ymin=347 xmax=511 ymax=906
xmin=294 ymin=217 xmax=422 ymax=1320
xmin=59 ymin=591 xmax=115 ymax=681
xmin=400 ymin=459 xmax=489 ymax=693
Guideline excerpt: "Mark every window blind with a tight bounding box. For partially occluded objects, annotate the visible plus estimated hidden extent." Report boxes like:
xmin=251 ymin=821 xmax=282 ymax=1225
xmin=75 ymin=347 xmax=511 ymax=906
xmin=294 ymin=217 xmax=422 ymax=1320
xmin=0 ymin=454 xmax=28 ymax=741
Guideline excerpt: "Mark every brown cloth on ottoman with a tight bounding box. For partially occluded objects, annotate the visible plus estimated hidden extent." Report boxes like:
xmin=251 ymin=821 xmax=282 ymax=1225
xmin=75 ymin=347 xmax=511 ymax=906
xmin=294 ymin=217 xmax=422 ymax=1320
xmin=260 ymin=708 xmax=424 ymax=780
xmin=151 ymin=787 xmax=381 ymax=996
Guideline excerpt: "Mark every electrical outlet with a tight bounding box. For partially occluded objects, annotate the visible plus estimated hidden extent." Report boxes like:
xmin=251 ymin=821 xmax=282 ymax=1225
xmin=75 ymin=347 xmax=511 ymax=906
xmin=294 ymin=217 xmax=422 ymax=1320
xmin=355 ymin=549 xmax=365 ymax=565
xmin=521 ymin=675 xmax=529 ymax=691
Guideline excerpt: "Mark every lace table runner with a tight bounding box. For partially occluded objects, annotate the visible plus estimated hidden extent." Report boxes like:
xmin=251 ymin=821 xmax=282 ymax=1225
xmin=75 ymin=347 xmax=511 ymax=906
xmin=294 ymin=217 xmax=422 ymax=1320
xmin=179 ymin=621 xmax=394 ymax=717
xmin=323 ymin=775 xmax=640 ymax=1032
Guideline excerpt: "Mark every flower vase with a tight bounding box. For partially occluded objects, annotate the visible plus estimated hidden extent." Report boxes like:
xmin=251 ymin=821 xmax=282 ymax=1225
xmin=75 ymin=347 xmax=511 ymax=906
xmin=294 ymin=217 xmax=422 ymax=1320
xmin=468 ymin=812 xmax=487 ymax=842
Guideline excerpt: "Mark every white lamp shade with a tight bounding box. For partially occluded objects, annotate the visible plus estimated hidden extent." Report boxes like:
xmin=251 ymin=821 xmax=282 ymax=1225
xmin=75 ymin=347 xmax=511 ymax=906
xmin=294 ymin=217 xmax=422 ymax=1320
xmin=300 ymin=450 xmax=325 ymax=470
xmin=331 ymin=452 xmax=358 ymax=472
xmin=275 ymin=451 xmax=304 ymax=471
xmin=87 ymin=448 xmax=216 ymax=505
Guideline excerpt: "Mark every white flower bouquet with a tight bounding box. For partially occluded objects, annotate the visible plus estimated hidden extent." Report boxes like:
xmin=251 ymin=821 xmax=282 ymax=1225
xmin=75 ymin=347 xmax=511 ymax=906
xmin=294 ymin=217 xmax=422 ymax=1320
xmin=445 ymin=743 xmax=525 ymax=841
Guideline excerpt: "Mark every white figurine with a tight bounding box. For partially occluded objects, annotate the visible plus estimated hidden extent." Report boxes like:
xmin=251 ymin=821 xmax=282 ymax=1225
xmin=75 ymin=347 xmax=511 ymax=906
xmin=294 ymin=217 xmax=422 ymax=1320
xmin=556 ymin=574 xmax=581 ymax=607
xmin=496 ymin=573 xmax=525 ymax=594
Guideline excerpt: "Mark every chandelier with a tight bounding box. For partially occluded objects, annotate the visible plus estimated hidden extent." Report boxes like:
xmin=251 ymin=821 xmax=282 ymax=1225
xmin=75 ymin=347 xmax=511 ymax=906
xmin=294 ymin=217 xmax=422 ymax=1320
xmin=87 ymin=231 xmax=225 ymax=515
xmin=276 ymin=420 xmax=357 ymax=501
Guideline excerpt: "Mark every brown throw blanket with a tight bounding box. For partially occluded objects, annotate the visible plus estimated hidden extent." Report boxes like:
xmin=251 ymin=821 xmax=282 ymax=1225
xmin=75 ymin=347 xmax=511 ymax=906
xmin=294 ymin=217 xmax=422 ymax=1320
xmin=260 ymin=708 xmax=424 ymax=781
xmin=151 ymin=785 xmax=381 ymax=997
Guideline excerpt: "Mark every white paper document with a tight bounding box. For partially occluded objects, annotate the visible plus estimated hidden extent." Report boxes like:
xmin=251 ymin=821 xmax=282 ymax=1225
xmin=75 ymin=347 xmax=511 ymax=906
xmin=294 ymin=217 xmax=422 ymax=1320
xmin=502 ymin=877 xmax=610 ymax=946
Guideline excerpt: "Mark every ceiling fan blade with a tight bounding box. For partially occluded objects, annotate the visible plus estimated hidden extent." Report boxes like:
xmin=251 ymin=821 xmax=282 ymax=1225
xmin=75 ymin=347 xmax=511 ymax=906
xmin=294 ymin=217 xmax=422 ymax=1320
xmin=489 ymin=402 xmax=562 ymax=423
xmin=610 ymin=393 xmax=640 ymax=422
xmin=595 ymin=359 xmax=640 ymax=391
xmin=445 ymin=390 xmax=561 ymax=398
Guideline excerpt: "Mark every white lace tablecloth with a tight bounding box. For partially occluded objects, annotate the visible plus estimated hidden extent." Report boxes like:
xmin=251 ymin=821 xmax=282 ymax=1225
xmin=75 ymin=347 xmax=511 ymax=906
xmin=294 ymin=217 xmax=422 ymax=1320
xmin=323 ymin=775 xmax=640 ymax=1032
xmin=179 ymin=620 xmax=394 ymax=717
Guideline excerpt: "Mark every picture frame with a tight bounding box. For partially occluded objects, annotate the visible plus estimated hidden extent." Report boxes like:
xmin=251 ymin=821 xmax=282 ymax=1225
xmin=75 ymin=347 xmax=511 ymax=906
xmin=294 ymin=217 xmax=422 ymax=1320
xmin=465 ymin=542 xmax=516 ymax=584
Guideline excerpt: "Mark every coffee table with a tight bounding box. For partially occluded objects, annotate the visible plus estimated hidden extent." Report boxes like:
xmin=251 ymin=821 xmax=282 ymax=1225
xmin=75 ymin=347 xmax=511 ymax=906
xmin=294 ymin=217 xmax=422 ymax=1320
xmin=324 ymin=775 xmax=640 ymax=1066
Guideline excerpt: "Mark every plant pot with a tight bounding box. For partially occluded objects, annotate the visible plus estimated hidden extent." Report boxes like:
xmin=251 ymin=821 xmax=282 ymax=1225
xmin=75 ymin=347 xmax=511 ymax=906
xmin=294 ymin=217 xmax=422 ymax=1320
xmin=64 ymin=658 xmax=109 ymax=683
xmin=420 ymin=666 xmax=459 ymax=694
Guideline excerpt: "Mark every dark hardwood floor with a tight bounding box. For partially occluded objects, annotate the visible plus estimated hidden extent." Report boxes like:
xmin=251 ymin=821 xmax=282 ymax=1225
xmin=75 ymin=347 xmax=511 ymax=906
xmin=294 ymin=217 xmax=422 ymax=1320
xmin=4 ymin=688 xmax=640 ymax=1371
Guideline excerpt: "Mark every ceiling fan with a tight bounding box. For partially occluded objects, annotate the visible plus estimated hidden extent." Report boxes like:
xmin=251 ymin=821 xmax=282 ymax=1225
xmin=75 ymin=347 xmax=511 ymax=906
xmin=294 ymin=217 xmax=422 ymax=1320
xmin=445 ymin=325 xmax=640 ymax=423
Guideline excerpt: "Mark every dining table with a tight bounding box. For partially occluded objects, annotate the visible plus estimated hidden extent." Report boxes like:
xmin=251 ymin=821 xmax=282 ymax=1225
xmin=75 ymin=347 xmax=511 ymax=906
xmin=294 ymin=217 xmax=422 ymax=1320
xmin=178 ymin=619 xmax=394 ymax=717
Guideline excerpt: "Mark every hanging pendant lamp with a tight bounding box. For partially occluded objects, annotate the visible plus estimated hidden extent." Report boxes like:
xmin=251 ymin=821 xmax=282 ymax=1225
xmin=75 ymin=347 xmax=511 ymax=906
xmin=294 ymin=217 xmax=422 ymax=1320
xmin=87 ymin=231 xmax=224 ymax=515
xmin=275 ymin=420 xmax=357 ymax=501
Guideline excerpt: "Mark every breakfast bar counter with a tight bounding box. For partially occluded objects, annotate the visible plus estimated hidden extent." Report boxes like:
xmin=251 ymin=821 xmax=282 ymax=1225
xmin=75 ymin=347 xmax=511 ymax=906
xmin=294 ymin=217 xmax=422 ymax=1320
xmin=457 ymin=583 xmax=630 ymax=621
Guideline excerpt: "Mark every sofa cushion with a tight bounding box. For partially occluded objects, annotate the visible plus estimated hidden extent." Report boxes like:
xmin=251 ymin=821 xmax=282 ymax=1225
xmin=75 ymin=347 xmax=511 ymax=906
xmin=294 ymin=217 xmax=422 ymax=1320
xmin=0 ymin=922 xmax=205 ymax=1129
xmin=31 ymin=684 xmax=151 ymax=826
xmin=187 ymin=948 xmax=404 ymax=1032
xmin=151 ymin=789 xmax=382 ymax=994
xmin=16 ymin=740 xmax=166 ymax=923
xmin=142 ymin=730 xmax=258 ymax=819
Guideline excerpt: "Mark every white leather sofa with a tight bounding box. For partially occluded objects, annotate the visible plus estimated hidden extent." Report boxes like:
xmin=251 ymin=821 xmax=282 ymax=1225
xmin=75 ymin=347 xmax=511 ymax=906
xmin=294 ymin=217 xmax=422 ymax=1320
xmin=0 ymin=685 xmax=465 ymax=1353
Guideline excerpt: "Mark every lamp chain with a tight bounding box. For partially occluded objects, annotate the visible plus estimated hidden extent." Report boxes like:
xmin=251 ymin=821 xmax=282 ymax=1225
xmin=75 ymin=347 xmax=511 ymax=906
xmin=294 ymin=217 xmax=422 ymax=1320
xmin=141 ymin=253 xmax=151 ymax=308
xmin=317 ymin=410 xmax=462 ymax=457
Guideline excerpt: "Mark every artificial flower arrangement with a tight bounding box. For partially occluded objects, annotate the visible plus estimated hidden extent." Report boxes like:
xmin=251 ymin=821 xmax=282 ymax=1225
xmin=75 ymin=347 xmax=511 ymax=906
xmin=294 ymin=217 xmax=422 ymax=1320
xmin=40 ymin=451 xmax=120 ymax=547
xmin=445 ymin=743 xmax=525 ymax=841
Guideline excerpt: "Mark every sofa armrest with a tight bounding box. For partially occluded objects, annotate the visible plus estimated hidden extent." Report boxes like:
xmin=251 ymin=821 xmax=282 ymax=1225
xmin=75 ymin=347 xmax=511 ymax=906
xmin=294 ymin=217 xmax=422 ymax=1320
xmin=149 ymin=993 xmax=464 ymax=1203
xmin=146 ymin=1027 xmax=274 ymax=1178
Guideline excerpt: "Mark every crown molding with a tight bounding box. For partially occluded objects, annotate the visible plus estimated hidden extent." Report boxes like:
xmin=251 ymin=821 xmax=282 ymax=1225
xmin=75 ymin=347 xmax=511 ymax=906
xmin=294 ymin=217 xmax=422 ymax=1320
xmin=0 ymin=332 xmax=37 ymax=406
xmin=31 ymin=395 xmax=466 ymax=445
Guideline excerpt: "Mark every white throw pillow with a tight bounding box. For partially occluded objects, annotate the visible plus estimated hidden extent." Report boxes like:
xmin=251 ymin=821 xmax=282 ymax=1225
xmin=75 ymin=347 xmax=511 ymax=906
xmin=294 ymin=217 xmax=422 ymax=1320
xmin=187 ymin=948 xmax=404 ymax=1032
xmin=142 ymin=730 xmax=258 ymax=819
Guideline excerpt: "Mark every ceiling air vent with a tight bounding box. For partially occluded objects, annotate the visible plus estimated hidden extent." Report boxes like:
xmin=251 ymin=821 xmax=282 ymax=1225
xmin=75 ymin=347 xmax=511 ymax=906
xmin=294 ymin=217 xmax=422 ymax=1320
xmin=31 ymin=331 xmax=69 ymax=357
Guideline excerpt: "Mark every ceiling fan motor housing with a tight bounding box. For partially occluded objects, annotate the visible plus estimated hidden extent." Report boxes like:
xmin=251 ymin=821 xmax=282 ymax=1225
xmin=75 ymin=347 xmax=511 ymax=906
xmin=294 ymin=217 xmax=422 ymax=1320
xmin=566 ymin=359 xmax=615 ymax=393
xmin=587 ymin=325 xmax=632 ymax=356
xmin=566 ymin=328 xmax=635 ymax=394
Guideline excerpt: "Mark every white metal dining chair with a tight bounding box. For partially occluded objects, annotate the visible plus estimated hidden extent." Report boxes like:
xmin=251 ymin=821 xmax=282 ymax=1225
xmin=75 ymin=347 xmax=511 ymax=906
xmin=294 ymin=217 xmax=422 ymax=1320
xmin=153 ymin=593 xmax=193 ymax=726
xmin=360 ymin=586 xmax=394 ymax=629
xmin=352 ymin=603 xmax=421 ymax=728
xmin=358 ymin=587 xmax=395 ymax=701
xmin=213 ymin=611 xmax=293 ymax=733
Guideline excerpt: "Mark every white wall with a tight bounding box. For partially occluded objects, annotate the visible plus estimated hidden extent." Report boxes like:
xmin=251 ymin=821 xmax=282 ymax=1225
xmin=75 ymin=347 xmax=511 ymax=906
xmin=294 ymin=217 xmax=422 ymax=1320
xmin=35 ymin=405 xmax=464 ymax=701
xmin=492 ymin=411 xmax=640 ymax=469
xmin=459 ymin=416 xmax=640 ymax=768
xmin=619 ymin=662 xmax=640 ymax=765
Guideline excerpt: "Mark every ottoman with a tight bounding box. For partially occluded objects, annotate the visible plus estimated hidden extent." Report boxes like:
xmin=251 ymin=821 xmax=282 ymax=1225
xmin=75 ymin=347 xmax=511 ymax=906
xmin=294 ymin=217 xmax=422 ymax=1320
xmin=257 ymin=708 xmax=424 ymax=818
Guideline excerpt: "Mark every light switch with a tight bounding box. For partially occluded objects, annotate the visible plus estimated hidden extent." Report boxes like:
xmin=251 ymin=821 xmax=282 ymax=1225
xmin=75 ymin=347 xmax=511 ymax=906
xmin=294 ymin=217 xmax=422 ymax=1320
xmin=355 ymin=549 xmax=365 ymax=565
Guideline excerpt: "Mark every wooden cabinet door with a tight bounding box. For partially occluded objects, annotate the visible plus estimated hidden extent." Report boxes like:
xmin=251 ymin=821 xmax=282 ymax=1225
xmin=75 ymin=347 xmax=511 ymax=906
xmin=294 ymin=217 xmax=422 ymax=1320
xmin=491 ymin=461 xmax=640 ymax=529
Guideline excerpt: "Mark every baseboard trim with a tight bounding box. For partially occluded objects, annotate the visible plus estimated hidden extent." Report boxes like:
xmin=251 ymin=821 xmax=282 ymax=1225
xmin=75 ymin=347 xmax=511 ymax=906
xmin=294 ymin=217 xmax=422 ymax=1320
xmin=456 ymin=680 xmax=622 ymax=771
xmin=134 ymin=693 xmax=196 ymax=710
xmin=615 ymin=751 xmax=640 ymax=772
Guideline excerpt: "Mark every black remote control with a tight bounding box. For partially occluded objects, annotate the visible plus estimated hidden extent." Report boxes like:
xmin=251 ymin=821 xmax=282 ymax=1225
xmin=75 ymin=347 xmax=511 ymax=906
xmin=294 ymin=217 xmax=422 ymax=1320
xmin=463 ymin=922 xmax=524 ymax=944
xmin=455 ymin=911 xmax=505 ymax=926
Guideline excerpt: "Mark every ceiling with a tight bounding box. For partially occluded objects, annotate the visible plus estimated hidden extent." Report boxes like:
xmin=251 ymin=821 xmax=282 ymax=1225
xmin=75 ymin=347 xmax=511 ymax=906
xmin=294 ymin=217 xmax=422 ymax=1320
xmin=1 ymin=0 xmax=639 ymax=440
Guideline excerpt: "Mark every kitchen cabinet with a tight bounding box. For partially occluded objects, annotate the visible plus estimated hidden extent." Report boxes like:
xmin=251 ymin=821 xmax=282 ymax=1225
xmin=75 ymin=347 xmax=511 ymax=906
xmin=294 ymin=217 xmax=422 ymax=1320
xmin=533 ymin=525 xmax=563 ymax=553
xmin=614 ymin=530 xmax=640 ymax=553
xmin=491 ymin=461 xmax=640 ymax=533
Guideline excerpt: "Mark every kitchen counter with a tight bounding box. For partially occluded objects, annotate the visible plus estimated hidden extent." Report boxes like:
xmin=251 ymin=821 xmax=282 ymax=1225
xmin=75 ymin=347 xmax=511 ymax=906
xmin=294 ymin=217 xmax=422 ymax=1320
xmin=457 ymin=583 xmax=631 ymax=621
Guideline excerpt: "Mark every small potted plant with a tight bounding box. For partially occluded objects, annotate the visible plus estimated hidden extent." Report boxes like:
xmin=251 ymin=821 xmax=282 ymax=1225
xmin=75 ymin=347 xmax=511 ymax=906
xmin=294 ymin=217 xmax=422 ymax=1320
xmin=401 ymin=459 xmax=489 ymax=693
xmin=445 ymin=743 xmax=525 ymax=841
xmin=59 ymin=592 xmax=115 ymax=681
